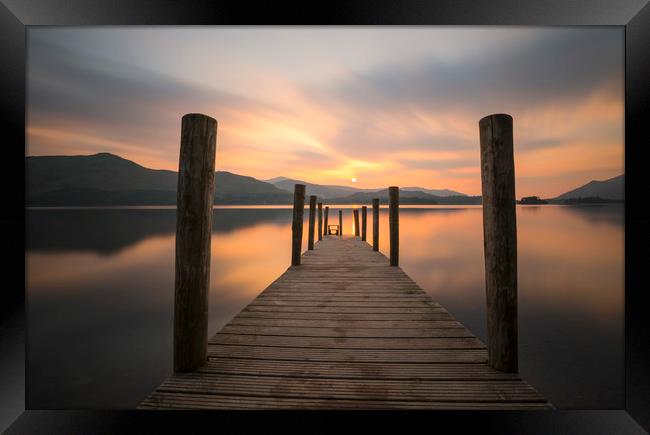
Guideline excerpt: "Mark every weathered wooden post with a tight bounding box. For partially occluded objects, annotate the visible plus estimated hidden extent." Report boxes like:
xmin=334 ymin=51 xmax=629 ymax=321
xmin=291 ymin=184 xmax=306 ymax=266
xmin=174 ymin=113 xmax=217 ymax=373
xmin=372 ymin=198 xmax=379 ymax=251
xmin=308 ymin=195 xmax=316 ymax=250
xmin=361 ymin=206 xmax=367 ymax=241
xmin=324 ymin=206 xmax=329 ymax=236
xmin=353 ymin=209 xmax=360 ymax=237
xmin=318 ymin=202 xmax=323 ymax=241
xmin=339 ymin=210 xmax=343 ymax=237
xmin=479 ymin=113 xmax=518 ymax=373
xmin=389 ymin=187 xmax=399 ymax=266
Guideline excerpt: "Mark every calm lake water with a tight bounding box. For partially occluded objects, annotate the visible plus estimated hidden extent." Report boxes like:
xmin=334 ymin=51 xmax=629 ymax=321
xmin=26 ymin=204 xmax=624 ymax=409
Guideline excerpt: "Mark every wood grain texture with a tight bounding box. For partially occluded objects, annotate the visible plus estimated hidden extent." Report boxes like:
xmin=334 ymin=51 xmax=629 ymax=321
xmin=308 ymin=195 xmax=316 ymax=250
xmin=174 ymin=113 xmax=217 ymax=373
xmin=389 ymin=187 xmax=399 ymax=266
xmin=291 ymin=184 xmax=306 ymax=266
xmin=361 ymin=206 xmax=367 ymax=241
xmin=479 ymin=113 xmax=518 ymax=373
xmin=145 ymin=235 xmax=549 ymax=409
xmin=372 ymin=198 xmax=379 ymax=251
xmin=318 ymin=202 xmax=323 ymax=241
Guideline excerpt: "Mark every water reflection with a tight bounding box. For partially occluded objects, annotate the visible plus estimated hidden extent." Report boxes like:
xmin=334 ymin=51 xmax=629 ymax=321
xmin=26 ymin=204 xmax=623 ymax=409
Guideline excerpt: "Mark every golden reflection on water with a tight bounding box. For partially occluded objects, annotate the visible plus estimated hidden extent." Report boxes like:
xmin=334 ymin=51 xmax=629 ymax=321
xmin=375 ymin=206 xmax=623 ymax=325
xmin=27 ymin=206 xmax=623 ymax=326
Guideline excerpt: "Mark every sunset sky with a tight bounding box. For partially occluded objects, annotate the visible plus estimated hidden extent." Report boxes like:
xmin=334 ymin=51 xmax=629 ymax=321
xmin=27 ymin=27 xmax=623 ymax=197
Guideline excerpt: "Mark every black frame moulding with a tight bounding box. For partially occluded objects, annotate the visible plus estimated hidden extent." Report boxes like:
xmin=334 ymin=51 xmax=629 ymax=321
xmin=1 ymin=0 xmax=649 ymax=433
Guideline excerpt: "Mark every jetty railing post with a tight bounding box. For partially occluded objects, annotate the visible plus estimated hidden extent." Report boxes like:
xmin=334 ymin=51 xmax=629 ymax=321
xmin=479 ymin=113 xmax=518 ymax=373
xmin=291 ymin=184 xmax=306 ymax=265
xmin=353 ymin=209 xmax=360 ymax=237
xmin=324 ymin=206 xmax=329 ymax=236
xmin=361 ymin=206 xmax=367 ymax=241
xmin=372 ymin=198 xmax=379 ymax=251
xmin=389 ymin=187 xmax=399 ymax=266
xmin=318 ymin=202 xmax=323 ymax=241
xmin=308 ymin=195 xmax=316 ymax=250
xmin=174 ymin=113 xmax=217 ymax=373
xmin=339 ymin=210 xmax=343 ymax=237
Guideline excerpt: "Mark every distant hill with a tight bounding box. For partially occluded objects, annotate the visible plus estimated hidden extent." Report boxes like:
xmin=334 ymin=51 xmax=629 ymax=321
xmin=553 ymin=174 xmax=624 ymax=202
xmin=269 ymin=177 xmax=380 ymax=199
xmin=329 ymin=189 xmax=481 ymax=205
xmin=27 ymin=153 xmax=292 ymax=206
xmin=268 ymin=177 xmax=468 ymax=199
xmin=401 ymin=186 xmax=467 ymax=197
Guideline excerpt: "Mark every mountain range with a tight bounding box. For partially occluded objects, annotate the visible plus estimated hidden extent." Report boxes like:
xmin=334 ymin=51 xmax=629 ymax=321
xmin=265 ymin=177 xmax=466 ymax=199
xmin=26 ymin=153 xmax=623 ymax=206
xmin=27 ymin=153 xmax=292 ymax=206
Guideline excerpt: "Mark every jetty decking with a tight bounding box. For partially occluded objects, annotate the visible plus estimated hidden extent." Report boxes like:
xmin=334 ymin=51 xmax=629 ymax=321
xmin=139 ymin=235 xmax=551 ymax=410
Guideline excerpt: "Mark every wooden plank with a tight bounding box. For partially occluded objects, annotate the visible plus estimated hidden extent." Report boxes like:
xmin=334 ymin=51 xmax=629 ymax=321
xmin=207 ymin=345 xmax=489 ymax=363
xmin=219 ymin=324 xmax=472 ymax=338
xmin=248 ymin=300 xmax=438 ymax=308
xmin=233 ymin=312 xmax=456 ymax=321
xmin=199 ymin=358 xmax=519 ymax=380
xmin=227 ymin=317 xmax=463 ymax=329
xmin=209 ymin=334 xmax=486 ymax=349
xmin=242 ymin=306 xmax=448 ymax=314
xmin=153 ymin=374 xmax=547 ymax=402
xmin=139 ymin=392 xmax=552 ymax=410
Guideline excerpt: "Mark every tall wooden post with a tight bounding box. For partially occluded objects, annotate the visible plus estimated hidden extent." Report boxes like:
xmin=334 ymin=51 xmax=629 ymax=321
xmin=389 ymin=187 xmax=399 ymax=266
xmin=353 ymin=209 xmax=360 ymax=237
xmin=361 ymin=206 xmax=367 ymax=241
xmin=291 ymin=184 xmax=306 ymax=266
xmin=324 ymin=206 xmax=329 ymax=236
xmin=372 ymin=199 xmax=379 ymax=251
xmin=308 ymin=195 xmax=316 ymax=250
xmin=318 ymin=202 xmax=323 ymax=241
xmin=174 ymin=113 xmax=217 ymax=373
xmin=339 ymin=210 xmax=343 ymax=237
xmin=479 ymin=113 xmax=518 ymax=373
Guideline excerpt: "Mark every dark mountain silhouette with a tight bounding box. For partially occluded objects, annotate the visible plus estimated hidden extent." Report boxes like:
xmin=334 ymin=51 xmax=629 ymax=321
xmin=401 ymin=187 xmax=467 ymax=197
xmin=267 ymin=177 xmax=467 ymax=199
xmin=268 ymin=177 xmax=380 ymax=199
xmin=27 ymin=153 xmax=292 ymax=206
xmin=328 ymin=189 xmax=481 ymax=205
xmin=552 ymin=174 xmax=624 ymax=202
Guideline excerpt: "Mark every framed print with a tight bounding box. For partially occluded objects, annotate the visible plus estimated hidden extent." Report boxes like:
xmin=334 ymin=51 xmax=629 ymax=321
xmin=2 ymin=0 xmax=649 ymax=432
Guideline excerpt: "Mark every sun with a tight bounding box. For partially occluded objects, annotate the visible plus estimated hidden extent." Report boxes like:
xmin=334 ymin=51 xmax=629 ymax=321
xmin=351 ymin=178 xmax=358 ymax=183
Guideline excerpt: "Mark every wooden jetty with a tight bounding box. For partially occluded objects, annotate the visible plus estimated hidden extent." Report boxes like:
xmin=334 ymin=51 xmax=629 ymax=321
xmin=139 ymin=112 xmax=551 ymax=410
xmin=140 ymin=235 xmax=550 ymax=409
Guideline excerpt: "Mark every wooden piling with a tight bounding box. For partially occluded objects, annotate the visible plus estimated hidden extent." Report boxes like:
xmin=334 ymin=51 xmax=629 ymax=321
xmin=318 ymin=202 xmax=323 ymax=241
xmin=291 ymin=184 xmax=306 ymax=266
xmin=324 ymin=206 xmax=329 ymax=236
xmin=353 ymin=209 xmax=360 ymax=237
xmin=361 ymin=206 xmax=367 ymax=241
xmin=389 ymin=187 xmax=399 ymax=267
xmin=308 ymin=195 xmax=316 ymax=250
xmin=174 ymin=113 xmax=217 ymax=373
xmin=479 ymin=113 xmax=518 ymax=373
xmin=372 ymin=199 xmax=379 ymax=251
xmin=339 ymin=210 xmax=343 ymax=237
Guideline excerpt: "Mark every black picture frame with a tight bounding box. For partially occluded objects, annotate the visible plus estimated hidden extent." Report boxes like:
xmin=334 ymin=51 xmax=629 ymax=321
xmin=2 ymin=0 xmax=649 ymax=433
